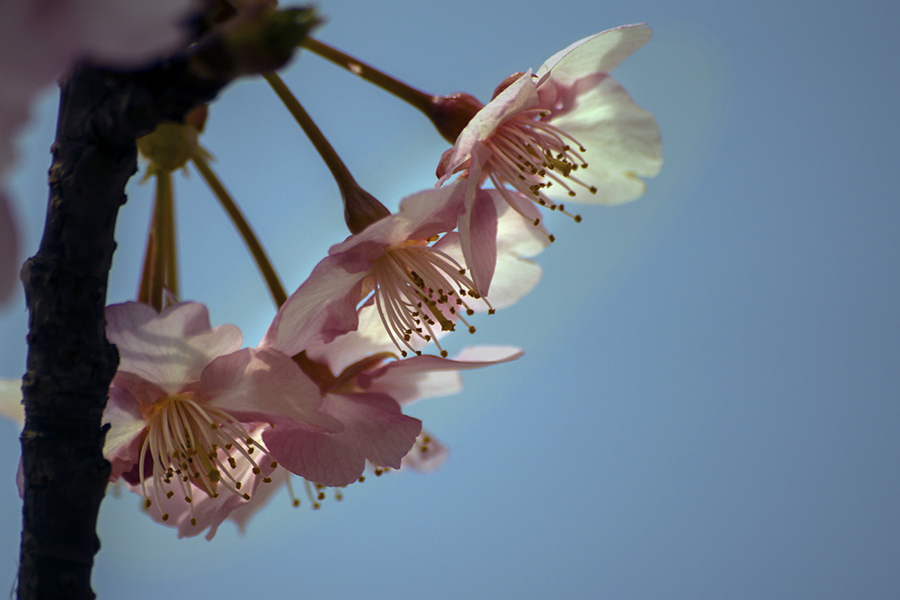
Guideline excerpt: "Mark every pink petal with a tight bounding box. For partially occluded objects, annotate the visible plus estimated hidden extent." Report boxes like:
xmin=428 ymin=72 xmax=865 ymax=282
xmin=1 ymin=0 xmax=196 ymax=204
xmin=328 ymin=184 xmax=463 ymax=256
xmin=105 ymin=302 xmax=242 ymax=395
xmin=436 ymin=192 xmax=549 ymax=310
xmin=490 ymin=190 xmax=551 ymax=259
xmin=261 ymin=254 xmax=367 ymax=357
xmin=438 ymin=72 xmax=540 ymax=185
xmin=16 ymin=457 xmax=24 ymax=498
xmin=361 ymin=346 xmax=523 ymax=404
xmin=396 ymin=182 xmax=467 ymax=241
xmin=75 ymin=0 xmax=197 ymax=65
xmin=132 ymin=437 xmax=278 ymax=540
xmin=102 ymin=385 xmax=147 ymax=478
xmin=264 ymin=393 xmax=421 ymax=487
xmin=202 ymin=347 xmax=343 ymax=433
xmin=263 ymin=421 xmax=364 ymax=487
xmin=303 ymin=305 xmax=398 ymax=375
xmin=458 ymin=186 xmax=498 ymax=297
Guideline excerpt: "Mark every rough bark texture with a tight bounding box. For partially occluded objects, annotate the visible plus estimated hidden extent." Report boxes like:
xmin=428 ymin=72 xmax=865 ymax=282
xmin=16 ymin=8 xmax=317 ymax=598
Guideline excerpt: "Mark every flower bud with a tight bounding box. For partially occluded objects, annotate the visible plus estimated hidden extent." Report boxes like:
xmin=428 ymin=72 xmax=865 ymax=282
xmin=429 ymin=92 xmax=485 ymax=144
xmin=491 ymin=72 xmax=529 ymax=99
xmin=342 ymin=182 xmax=391 ymax=235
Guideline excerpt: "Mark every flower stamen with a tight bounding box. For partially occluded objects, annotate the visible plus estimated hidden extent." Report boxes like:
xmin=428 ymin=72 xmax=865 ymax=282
xmin=138 ymin=394 xmax=268 ymax=525
xmin=370 ymin=241 xmax=492 ymax=357
xmin=483 ymin=110 xmax=592 ymax=223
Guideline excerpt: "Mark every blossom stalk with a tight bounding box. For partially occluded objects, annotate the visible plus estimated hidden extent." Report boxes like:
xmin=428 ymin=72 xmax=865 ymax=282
xmin=300 ymin=37 xmax=484 ymax=143
xmin=264 ymin=71 xmax=390 ymax=233
xmin=192 ymin=152 xmax=288 ymax=307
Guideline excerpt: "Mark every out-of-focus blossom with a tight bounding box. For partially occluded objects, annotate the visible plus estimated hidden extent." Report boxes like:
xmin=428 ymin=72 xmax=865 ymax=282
xmin=263 ymin=181 xmax=549 ymax=358
xmin=0 ymin=378 xmax=23 ymax=426
xmin=0 ymin=192 xmax=17 ymax=303
xmin=103 ymin=301 xmax=342 ymax=538
xmin=436 ymin=24 xmax=662 ymax=290
xmin=0 ymin=0 xmax=198 ymax=304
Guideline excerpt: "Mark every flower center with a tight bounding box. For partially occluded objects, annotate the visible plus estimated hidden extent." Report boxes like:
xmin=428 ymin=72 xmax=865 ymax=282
xmin=484 ymin=108 xmax=594 ymax=222
xmin=138 ymin=394 xmax=274 ymax=526
xmin=369 ymin=241 xmax=491 ymax=357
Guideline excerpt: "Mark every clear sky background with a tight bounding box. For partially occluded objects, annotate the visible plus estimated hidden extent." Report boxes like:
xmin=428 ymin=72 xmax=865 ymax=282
xmin=2 ymin=0 xmax=899 ymax=598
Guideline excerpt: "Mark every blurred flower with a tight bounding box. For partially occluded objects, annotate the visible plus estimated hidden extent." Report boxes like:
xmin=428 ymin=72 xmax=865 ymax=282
xmin=0 ymin=378 xmax=23 ymax=426
xmin=0 ymin=0 xmax=198 ymax=304
xmin=0 ymin=192 xmax=17 ymax=303
xmin=436 ymin=24 xmax=662 ymax=291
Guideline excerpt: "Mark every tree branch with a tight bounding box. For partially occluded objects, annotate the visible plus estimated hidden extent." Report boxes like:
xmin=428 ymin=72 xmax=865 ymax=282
xmin=16 ymin=8 xmax=317 ymax=599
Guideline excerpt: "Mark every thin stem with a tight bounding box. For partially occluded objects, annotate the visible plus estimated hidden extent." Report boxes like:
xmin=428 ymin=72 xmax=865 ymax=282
xmin=263 ymin=71 xmax=356 ymax=187
xmin=191 ymin=152 xmax=288 ymax=308
xmin=298 ymin=37 xmax=484 ymax=145
xmin=151 ymin=173 xmax=166 ymax=312
xmin=263 ymin=71 xmax=390 ymax=233
xmin=301 ymin=37 xmax=436 ymax=115
xmin=137 ymin=204 xmax=157 ymax=305
xmin=159 ymin=170 xmax=179 ymax=303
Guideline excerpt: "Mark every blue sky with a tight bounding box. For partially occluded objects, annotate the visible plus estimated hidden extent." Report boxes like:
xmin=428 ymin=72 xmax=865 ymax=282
xmin=2 ymin=0 xmax=899 ymax=598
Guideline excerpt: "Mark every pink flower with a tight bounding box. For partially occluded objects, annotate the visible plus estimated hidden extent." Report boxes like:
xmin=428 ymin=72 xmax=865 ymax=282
xmin=103 ymin=301 xmax=343 ymax=537
xmin=218 ymin=340 xmax=524 ymax=532
xmin=263 ymin=181 xmax=549 ymax=359
xmin=436 ymin=24 xmax=663 ymax=291
xmin=328 ymin=343 xmax=526 ymax=473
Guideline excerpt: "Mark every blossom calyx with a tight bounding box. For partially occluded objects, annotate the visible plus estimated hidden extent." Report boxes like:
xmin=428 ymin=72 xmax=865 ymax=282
xmin=137 ymin=105 xmax=208 ymax=173
xmin=343 ymin=182 xmax=391 ymax=234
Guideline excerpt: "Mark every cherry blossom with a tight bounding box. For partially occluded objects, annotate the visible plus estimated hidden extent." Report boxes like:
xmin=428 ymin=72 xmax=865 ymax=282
xmin=263 ymin=180 xmax=549 ymax=359
xmin=436 ymin=24 xmax=662 ymax=291
xmin=103 ymin=301 xmax=343 ymax=536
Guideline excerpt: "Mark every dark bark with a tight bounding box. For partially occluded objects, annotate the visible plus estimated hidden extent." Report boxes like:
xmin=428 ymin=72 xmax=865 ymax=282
xmin=16 ymin=8 xmax=317 ymax=599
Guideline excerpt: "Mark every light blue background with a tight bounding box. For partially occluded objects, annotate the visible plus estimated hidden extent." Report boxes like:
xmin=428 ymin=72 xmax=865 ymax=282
xmin=2 ymin=0 xmax=899 ymax=598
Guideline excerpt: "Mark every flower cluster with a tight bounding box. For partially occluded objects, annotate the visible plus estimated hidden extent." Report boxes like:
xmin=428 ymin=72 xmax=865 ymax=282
xmin=2 ymin=20 xmax=660 ymax=539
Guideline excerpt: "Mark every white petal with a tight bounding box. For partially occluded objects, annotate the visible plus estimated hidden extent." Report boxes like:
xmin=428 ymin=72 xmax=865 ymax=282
xmin=106 ymin=302 xmax=242 ymax=395
xmin=537 ymin=24 xmax=652 ymax=83
xmin=548 ymin=77 xmax=662 ymax=205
